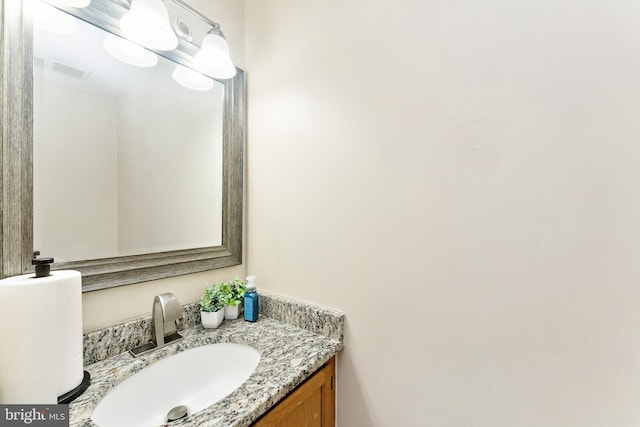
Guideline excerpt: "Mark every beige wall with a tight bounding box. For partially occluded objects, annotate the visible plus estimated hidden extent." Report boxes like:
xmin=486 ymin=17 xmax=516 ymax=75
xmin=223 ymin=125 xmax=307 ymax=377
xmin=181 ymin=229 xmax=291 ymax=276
xmin=245 ymin=0 xmax=640 ymax=426
xmin=81 ymin=0 xmax=246 ymax=332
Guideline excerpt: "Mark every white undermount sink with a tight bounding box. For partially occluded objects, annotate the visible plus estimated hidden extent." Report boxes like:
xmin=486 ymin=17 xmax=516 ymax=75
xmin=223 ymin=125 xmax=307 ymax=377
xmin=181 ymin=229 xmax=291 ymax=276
xmin=91 ymin=343 xmax=260 ymax=427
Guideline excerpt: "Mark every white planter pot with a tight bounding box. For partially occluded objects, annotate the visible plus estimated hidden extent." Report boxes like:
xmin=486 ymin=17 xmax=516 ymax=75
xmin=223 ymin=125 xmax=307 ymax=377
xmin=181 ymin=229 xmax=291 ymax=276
xmin=201 ymin=309 xmax=224 ymax=328
xmin=224 ymin=302 xmax=243 ymax=320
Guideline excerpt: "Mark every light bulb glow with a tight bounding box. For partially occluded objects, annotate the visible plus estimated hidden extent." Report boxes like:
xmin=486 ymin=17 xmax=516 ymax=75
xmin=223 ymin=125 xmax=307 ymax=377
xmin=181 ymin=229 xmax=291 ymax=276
xmin=103 ymin=34 xmax=158 ymax=67
xmin=120 ymin=0 xmax=178 ymax=51
xmin=193 ymin=32 xmax=236 ymax=79
xmin=215 ymin=60 xmax=237 ymax=80
xmin=172 ymin=65 xmax=214 ymax=91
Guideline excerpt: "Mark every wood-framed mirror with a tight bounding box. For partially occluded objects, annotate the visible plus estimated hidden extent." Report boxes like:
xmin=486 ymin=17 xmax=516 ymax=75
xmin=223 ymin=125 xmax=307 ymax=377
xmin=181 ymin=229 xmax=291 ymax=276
xmin=0 ymin=0 xmax=244 ymax=292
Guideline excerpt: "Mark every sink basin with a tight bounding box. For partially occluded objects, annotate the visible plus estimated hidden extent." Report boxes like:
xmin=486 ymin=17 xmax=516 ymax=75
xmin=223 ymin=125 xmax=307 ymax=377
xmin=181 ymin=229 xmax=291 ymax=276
xmin=91 ymin=343 xmax=260 ymax=427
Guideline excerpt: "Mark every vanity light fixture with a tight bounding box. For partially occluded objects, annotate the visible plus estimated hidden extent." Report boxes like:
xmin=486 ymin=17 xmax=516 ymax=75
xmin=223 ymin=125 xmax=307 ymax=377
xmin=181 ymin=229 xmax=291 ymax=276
xmin=103 ymin=34 xmax=159 ymax=67
xmin=120 ymin=0 xmax=178 ymax=51
xmin=172 ymin=64 xmax=214 ymax=91
xmin=193 ymin=26 xmax=236 ymax=79
xmin=34 ymin=0 xmax=77 ymax=34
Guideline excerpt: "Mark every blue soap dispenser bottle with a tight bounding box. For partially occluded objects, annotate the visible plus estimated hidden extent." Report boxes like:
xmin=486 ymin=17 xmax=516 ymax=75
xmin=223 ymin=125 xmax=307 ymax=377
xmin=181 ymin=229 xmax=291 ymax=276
xmin=244 ymin=275 xmax=259 ymax=322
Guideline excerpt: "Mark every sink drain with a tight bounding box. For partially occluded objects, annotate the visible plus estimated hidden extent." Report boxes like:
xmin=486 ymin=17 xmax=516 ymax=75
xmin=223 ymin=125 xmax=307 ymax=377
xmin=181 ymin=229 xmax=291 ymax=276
xmin=167 ymin=405 xmax=188 ymax=422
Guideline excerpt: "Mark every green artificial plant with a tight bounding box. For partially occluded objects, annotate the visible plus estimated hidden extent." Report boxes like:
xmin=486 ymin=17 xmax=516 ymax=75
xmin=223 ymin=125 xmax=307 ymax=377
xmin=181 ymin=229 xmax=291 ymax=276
xmin=200 ymin=284 xmax=225 ymax=312
xmin=227 ymin=277 xmax=246 ymax=306
xmin=217 ymin=277 xmax=247 ymax=307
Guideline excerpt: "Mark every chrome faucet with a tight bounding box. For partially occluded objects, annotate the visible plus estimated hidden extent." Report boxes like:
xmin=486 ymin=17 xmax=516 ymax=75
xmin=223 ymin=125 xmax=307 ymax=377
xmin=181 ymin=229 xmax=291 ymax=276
xmin=129 ymin=293 xmax=184 ymax=357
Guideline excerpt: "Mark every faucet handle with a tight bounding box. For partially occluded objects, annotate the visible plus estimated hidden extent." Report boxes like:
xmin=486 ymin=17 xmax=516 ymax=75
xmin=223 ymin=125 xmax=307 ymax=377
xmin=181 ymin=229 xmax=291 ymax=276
xmin=161 ymin=293 xmax=183 ymax=323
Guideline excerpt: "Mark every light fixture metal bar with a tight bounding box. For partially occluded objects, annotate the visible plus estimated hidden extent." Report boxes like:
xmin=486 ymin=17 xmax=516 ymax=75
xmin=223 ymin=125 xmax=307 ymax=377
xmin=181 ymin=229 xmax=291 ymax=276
xmin=168 ymin=0 xmax=220 ymax=32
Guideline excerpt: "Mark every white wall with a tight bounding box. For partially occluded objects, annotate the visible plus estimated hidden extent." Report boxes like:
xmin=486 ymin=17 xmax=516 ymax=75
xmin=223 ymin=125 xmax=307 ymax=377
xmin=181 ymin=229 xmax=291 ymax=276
xmin=245 ymin=0 xmax=640 ymax=426
xmin=81 ymin=0 xmax=246 ymax=332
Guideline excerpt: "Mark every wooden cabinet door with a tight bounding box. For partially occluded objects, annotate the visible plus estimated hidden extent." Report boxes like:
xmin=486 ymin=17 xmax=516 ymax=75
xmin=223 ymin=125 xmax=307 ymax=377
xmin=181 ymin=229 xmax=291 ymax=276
xmin=253 ymin=356 xmax=335 ymax=427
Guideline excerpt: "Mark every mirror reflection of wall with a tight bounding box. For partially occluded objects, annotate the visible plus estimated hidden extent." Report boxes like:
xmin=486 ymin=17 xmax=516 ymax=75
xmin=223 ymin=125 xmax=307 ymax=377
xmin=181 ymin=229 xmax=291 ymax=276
xmin=33 ymin=5 xmax=224 ymax=263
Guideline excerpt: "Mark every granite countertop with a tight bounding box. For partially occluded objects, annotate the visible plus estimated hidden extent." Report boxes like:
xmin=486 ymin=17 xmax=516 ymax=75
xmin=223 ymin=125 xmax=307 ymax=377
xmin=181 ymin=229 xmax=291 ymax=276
xmin=70 ymin=294 xmax=344 ymax=427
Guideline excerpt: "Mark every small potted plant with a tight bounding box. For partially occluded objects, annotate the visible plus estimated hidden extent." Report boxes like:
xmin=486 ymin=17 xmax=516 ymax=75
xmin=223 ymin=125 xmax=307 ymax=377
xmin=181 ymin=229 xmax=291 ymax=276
xmin=200 ymin=284 xmax=225 ymax=328
xmin=222 ymin=277 xmax=246 ymax=320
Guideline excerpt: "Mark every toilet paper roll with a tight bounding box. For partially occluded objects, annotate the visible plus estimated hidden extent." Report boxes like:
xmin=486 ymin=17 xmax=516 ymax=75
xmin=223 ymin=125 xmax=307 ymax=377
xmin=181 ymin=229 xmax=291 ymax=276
xmin=0 ymin=270 xmax=84 ymax=403
xmin=0 ymin=273 xmax=57 ymax=403
xmin=52 ymin=270 xmax=83 ymax=396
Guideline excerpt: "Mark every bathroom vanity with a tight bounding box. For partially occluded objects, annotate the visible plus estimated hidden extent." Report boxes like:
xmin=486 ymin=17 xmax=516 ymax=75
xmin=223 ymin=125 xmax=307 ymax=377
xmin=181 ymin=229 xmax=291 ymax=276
xmin=71 ymin=293 xmax=344 ymax=427
xmin=253 ymin=356 xmax=335 ymax=427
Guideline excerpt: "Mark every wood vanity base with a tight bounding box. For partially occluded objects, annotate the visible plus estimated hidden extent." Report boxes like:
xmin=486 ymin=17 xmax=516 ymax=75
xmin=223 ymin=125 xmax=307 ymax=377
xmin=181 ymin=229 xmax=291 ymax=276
xmin=253 ymin=356 xmax=335 ymax=427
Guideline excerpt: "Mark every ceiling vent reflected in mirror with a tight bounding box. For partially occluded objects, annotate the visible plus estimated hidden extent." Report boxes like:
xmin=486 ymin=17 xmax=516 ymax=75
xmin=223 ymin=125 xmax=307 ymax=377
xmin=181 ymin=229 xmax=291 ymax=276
xmin=34 ymin=55 xmax=92 ymax=81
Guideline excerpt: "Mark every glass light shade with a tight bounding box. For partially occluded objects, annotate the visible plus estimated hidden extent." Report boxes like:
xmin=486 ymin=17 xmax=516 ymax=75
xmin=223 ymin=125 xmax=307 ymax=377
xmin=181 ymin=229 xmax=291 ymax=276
xmin=48 ymin=0 xmax=91 ymax=7
xmin=34 ymin=1 xmax=77 ymax=34
xmin=103 ymin=34 xmax=158 ymax=67
xmin=120 ymin=0 xmax=178 ymax=51
xmin=172 ymin=65 xmax=214 ymax=91
xmin=193 ymin=32 xmax=236 ymax=79
xmin=214 ymin=60 xmax=237 ymax=80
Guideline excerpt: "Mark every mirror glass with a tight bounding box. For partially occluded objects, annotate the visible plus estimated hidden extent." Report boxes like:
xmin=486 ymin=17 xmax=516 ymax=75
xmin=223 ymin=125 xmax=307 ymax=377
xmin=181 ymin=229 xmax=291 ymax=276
xmin=32 ymin=3 xmax=223 ymax=262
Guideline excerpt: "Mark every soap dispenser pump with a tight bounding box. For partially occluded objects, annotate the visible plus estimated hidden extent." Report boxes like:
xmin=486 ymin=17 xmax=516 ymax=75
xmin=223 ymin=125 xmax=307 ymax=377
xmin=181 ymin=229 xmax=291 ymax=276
xmin=244 ymin=275 xmax=259 ymax=322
